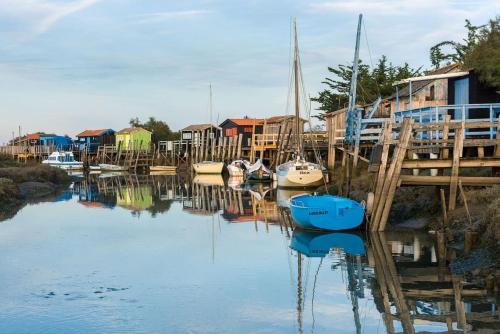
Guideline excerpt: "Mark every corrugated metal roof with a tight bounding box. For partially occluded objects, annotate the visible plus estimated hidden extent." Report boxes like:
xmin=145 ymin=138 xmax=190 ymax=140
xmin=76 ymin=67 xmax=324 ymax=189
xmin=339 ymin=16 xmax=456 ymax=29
xmin=76 ymin=129 xmax=114 ymax=137
xmin=181 ymin=124 xmax=220 ymax=132
xmin=223 ymin=118 xmax=264 ymax=126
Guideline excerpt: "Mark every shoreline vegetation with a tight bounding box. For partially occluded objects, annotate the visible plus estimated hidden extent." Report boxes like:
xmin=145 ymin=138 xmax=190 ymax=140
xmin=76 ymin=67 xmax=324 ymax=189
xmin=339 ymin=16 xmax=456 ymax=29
xmin=0 ymin=154 xmax=71 ymax=220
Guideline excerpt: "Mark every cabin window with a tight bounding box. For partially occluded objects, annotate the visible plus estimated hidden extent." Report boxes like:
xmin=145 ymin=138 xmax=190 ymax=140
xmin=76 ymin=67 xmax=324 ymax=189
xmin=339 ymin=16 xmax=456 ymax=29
xmin=426 ymin=85 xmax=435 ymax=101
xmin=182 ymin=132 xmax=192 ymax=140
xmin=244 ymin=127 xmax=253 ymax=133
xmin=225 ymin=128 xmax=237 ymax=137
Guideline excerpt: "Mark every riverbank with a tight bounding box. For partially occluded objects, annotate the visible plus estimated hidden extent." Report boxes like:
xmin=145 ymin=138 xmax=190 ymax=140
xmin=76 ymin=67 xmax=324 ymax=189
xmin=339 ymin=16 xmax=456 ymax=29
xmin=0 ymin=154 xmax=72 ymax=220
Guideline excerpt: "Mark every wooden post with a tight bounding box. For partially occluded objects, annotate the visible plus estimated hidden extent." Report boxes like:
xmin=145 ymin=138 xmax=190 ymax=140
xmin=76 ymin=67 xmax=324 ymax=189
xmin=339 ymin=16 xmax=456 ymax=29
xmin=449 ymin=122 xmax=464 ymax=211
xmin=495 ymin=121 xmax=500 ymax=158
xmin=440 ymin=188 xmax=448 ymax=226
xmin=222 ymin=136 xmax=227 ymax=161
xmin=327 ymin=115 xmax=337 ymax=169
xmin=237 ymin=134 xmax=242 ymax=159
xmin=458 ymin=180 xmax=472 ymax=225
xmin=372 ymin=121 xmax=393 ymax=225
xmin=452 ymin=277 xmax=468 ymax=332
xmin=258 ymin=119 xmax=267 ymax=162
xmin=373 ymin=119 xmax=413 ymax=231
xmin=441 ymin=115 xmax=451 ymax=159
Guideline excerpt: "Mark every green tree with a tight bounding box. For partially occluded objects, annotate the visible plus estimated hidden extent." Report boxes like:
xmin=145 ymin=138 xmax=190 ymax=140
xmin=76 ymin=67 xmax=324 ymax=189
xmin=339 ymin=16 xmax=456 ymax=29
xmin=129 ymin=117 xmax=180 ymax=143
xmin=430 ymin=17 xmax=500 ymax=87
xmin=313 ymin=56 xmax=420 ymax=120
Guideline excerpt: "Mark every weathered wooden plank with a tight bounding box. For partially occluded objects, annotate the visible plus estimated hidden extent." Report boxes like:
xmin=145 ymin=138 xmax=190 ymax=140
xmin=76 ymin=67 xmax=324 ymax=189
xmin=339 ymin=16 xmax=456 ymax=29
xmin=399 ymin=175 xmax=500 ymax=186
xmin=401 ymin=158 xmax=500 ymax=169
xmin=371 ymin=121 xmax=392 ymax=231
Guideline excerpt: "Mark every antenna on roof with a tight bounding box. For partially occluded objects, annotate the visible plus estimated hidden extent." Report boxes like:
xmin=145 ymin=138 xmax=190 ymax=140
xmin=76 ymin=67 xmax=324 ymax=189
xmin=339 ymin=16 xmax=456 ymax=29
xmin=209 ymin=83 xmax=213 ymax=125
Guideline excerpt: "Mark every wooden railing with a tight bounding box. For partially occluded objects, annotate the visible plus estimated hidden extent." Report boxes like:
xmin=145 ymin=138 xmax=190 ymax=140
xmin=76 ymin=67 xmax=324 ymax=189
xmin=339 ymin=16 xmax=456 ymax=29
xmin=0 ymin=145 xmax=55 ymax=156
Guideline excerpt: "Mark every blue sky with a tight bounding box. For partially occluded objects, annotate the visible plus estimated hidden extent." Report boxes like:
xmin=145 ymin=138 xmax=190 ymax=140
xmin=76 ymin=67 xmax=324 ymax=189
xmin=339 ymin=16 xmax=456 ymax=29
xmin=0 ymin=0 xmax=499 ymax=143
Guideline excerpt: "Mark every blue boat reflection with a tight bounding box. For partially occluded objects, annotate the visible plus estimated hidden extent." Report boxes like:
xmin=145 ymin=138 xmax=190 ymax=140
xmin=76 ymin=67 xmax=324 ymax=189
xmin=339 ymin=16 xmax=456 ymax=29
xmin=290 ymin=230 xmax=366 ymax=257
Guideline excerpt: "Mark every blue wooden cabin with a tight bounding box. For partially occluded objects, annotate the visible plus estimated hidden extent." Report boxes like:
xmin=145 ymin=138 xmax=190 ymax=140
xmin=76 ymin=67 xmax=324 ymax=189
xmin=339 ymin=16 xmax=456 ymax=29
xmin=76 ymin=129 xmax=115 ymax=152
xmin=39 ymin=134 xmax=73 ymax=150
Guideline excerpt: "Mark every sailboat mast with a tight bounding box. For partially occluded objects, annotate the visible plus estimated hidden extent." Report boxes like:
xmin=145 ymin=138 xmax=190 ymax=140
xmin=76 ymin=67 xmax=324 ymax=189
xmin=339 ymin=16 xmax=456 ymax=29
xmin=346 ymin=14 xmax=363 ymax=147
xmin=293 ymin=19 xmax=301 ymax=154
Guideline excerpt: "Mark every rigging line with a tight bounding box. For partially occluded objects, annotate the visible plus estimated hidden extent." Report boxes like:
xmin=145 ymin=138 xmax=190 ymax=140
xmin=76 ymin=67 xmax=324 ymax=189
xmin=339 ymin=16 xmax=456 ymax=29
xmin=310 ymin=258 xmax=324 ymax=334
xmin=362 ymin=20 xmax=381 ymax=98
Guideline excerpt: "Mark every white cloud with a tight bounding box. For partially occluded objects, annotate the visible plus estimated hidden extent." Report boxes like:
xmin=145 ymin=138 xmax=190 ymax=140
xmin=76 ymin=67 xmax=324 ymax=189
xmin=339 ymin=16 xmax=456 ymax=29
xmin=308 ymin=0 xmax=497 ymax=17
xmin=0 ymin=0 xmax=102 ymax=37
xmin=134 ymin=10 xmax=212 ymax=24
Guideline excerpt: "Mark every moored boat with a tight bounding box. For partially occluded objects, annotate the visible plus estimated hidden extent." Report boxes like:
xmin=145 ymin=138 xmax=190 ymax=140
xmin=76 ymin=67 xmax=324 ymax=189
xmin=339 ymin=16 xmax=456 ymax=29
xmin=245 ymin=159 xmax=273 ymax=182
xmin=150 ymin=165 xmax=177 ymax=173
xmin=227 ymin=160 xmax=245 ymax=177
xmin=99 ymin=164 xmax=128 ymax=172
xmin=276 ymin=21 xmax=326 ymax=188
xmin=42 ymin=152 xmax=83 ymax=170
xmin=290 ymin=194 xmax=365 ymax=231
xmin=193 ymin=161 xmax=224 ymax=174
xmin=277 ymin=158 xmax=324 ymax=188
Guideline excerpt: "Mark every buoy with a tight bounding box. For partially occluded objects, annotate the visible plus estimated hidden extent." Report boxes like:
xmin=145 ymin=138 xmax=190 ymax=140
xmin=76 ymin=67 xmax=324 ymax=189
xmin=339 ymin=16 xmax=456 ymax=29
xmin=366 ymin=192 xmax=374 ymax=215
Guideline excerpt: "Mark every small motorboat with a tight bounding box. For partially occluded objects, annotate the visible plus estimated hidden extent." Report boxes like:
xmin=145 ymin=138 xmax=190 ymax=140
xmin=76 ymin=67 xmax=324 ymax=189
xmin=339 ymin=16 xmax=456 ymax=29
xmin=99 ymin=164 xmax=128 ymax=172
xmin=290 ymin=194 xmax=365 ymax=231
xmin=227 ymin=160 xmax=245 ymax=177
xmin=150 ymin=165 xmax=177 ymax=173
xmin=245 ymin=159 xmax=273 ymax=182
xmin=290 ymin=230 xmax=366 ymax=257
xmin=193 ymin=161 xmax=224 ymax=174
xmin=42 ymin=152 xmax=83 ymax=170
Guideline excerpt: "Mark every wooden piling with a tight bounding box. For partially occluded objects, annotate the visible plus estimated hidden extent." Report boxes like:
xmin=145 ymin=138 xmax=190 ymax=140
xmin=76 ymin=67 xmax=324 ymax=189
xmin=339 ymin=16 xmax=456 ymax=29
xmin=449 ymin=122 xmax=464 ymax=211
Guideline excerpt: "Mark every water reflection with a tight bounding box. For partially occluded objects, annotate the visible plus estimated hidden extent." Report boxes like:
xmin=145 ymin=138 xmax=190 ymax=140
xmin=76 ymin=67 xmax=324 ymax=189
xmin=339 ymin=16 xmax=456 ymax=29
xmin=0 ymin=174 xmax=498 ymax=333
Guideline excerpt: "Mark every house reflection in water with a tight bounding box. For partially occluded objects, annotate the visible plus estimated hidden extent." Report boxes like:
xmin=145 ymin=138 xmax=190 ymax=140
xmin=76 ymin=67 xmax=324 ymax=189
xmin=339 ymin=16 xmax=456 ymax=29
xmin=73 ymin=174 xmax=184 ymax=216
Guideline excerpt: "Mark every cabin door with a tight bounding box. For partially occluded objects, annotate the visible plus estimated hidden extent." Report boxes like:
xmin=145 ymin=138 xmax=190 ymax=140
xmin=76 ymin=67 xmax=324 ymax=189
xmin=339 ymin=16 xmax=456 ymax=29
xmin=454 ymin=77 xmax=469 ymax=120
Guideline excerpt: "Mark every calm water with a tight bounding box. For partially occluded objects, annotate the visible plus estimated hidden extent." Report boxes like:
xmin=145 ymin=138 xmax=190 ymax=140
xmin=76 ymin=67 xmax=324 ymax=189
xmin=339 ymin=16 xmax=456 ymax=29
xmin=0 ymin=174 xmax=497 ymax=334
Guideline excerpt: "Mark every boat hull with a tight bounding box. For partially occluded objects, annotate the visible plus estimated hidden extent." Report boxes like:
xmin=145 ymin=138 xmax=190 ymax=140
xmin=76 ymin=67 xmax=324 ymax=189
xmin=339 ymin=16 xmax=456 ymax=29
xmin=290 ymin=194 xmax=365 ymax=231
xmin=277 ymin=169 xmax=323 ymax=188
xmin=246 ymin=171 xmax=272 ymax=182
xmin=42 ymin=162 xmax=83 ymax=170
xmin=99 ymin=164 xmax=128 ymax=172
xmin=193 ymin=162 xmax=224 ymax=174
xmin=227 ymin=165 xmax=244 ymax=177
xmin=150 ymin=166 xmax=177 ymax=172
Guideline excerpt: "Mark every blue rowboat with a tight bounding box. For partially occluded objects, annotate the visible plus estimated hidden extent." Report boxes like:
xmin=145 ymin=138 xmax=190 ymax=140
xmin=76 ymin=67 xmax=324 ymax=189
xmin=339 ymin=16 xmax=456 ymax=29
xmin=290 ymin=194 xmax=365 ymax=231
xmin=290 ymin=230 xmax=365 ymax=257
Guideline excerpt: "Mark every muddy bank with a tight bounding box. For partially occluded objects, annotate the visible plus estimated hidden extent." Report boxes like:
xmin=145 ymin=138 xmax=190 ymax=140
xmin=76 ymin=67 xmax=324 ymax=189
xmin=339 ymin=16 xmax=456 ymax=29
xmin=324 ymin=167 xmax=442 ymax=228
xmin=0 ymin=155 xmax=72 ymax=221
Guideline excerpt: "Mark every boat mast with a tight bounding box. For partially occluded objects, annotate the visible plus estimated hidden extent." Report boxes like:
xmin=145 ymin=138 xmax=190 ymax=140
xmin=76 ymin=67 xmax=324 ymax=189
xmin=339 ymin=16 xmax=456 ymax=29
xmin=293 ymin=18 xmax=302 ymax=155
xmin=346 ymin=14 xmax=363 ymax=146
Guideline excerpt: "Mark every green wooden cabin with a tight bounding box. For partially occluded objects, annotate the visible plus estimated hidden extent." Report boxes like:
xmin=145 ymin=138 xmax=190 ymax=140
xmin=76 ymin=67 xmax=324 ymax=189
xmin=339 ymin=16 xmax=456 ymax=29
xmin=116 ymin=127 xmax=152 ymax=150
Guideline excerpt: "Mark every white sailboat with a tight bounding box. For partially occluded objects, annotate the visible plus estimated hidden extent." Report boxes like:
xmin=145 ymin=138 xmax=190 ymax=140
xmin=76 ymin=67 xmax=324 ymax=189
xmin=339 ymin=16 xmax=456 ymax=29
xmin=193 ymin=83 xmax=224 ymax=175
xmin=276 ymin=19 xmax=324 ymax=188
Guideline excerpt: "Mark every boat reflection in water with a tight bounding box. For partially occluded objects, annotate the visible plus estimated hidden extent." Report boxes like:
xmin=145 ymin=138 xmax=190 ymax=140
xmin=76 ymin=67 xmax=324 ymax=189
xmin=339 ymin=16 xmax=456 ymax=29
xmin=290 ymin=230 xmax=365 ymax=257
xmin=290 ymin=230 xmax=368 ymax=334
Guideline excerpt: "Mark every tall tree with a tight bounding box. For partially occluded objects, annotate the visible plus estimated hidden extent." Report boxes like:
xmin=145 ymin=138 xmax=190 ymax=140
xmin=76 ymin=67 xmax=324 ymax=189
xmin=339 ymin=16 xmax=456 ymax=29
xmin=313 ymin=56 xmax=420 ymax=120
xmin=430 ymin=17 xmax=500 ymax=87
